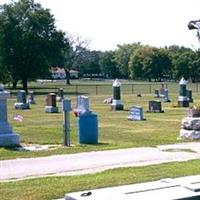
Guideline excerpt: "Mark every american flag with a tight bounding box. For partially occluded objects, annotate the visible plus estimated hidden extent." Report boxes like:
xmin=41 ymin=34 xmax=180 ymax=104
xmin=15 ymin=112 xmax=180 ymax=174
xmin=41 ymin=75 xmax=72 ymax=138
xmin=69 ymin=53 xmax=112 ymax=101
xmin=13 ymin=114 xmax=24 ymax=122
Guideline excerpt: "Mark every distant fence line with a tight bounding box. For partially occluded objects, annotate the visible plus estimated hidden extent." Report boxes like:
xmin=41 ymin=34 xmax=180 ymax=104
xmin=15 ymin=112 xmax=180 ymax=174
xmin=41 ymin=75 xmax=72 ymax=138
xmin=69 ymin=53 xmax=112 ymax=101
xmin=7 ymin=82 xmax=200 ymax=96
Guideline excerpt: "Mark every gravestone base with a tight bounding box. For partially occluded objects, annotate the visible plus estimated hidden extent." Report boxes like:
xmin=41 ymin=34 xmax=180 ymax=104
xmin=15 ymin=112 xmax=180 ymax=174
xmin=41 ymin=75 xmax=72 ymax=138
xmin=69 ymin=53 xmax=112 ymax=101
xmin=0 ymin=133 xmax=20 ymax=147
xmin=128 ymin=116 xmax=146 ymax=121
xmin=163 ymin=99 xmax=171 ymax=103
xmin=180 ymin=129 xmax=200 ymax=140
xmin=111 ymin=104 xmax=124 ymax=111
xmin=180 ymin=117 xmax=200 ymax=140
xmin=147 ymin=109 xmax=164 ymax=113
xmin=178 ymin=101 xmax=189 ymax=107
xmin=28 ymin=99 xmax=36 ymax=104
xmin=111 ymin=99 xmax=124 ymax=111
xmin=45 ymin=106 xmax=59 ymax=113
xmin=14 ymin=102 xmax=30 ymax=109
xmin=188 ymin=98 xmax=194 ymax=103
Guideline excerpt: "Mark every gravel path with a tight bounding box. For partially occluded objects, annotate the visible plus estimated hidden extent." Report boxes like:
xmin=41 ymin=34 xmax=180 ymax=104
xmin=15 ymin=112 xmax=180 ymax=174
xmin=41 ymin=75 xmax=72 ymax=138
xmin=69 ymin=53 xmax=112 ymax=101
xmin=1 ymin=142 xmax=200 ymax=181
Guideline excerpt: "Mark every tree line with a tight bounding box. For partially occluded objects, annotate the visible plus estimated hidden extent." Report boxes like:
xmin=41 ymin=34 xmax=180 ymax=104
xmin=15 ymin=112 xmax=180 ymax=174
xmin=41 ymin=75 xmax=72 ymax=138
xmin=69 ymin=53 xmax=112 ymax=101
xmin=0 ymin=0 xmax=200 ymax=92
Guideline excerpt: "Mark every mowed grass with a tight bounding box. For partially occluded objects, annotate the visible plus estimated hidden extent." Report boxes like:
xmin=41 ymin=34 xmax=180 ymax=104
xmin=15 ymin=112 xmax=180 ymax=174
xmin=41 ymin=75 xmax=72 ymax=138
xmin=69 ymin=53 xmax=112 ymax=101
xmin=1 ymin=160 xmax=200 ymax=200
xmin=0 ymin=81 xmax=200 ymax=159
xmin=1 ymin=81 xmax=200 ymax=200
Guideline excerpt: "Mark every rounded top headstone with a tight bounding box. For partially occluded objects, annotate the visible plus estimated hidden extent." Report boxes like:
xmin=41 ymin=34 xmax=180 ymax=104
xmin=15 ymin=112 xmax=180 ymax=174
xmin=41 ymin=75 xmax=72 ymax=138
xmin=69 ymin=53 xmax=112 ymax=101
xmin=113 ymin=79 xmax=121 ymax=87
xmin=0 ymin=84 xmax=4 ymax=91
xmin=179 ymin=77 xmax=188 ymax=85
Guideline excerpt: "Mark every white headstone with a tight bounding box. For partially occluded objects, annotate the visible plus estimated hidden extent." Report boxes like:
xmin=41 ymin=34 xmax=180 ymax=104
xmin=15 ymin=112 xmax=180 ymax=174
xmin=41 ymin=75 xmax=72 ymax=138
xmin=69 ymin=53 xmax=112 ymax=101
xmin=76 ymin=95 xmax=90 ymax=114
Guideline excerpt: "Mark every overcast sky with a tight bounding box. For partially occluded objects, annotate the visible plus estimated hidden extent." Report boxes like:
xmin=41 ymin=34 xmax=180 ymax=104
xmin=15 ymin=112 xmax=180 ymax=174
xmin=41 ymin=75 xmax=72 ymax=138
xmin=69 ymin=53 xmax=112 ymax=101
xmin=1 ymin=0 xmax=200 ymax=51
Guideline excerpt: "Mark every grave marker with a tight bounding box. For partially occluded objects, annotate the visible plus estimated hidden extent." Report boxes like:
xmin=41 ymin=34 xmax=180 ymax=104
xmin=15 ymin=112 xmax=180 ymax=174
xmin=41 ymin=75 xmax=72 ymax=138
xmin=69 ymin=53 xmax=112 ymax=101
xmin=180 ymin=107 xmax=200 ymax=140
xmin=186 ymin=89 xmax=193 ymax=103
xmin=28 ymin=91 xmax=36 ymax=104
xmin=178 ymin=77 xmax=189 ymax=107
xmin=76 ymin=95 xmax=90 ymax=115
xmin=14 ymin=90 xmax=30 ymax=109
xmin=57 ymin=88 xmax=64 ymax=102
xmin=45 ymin=93 xmax=59 ymax=113
xmin=128 ymin=106 xmax=145 ymax=120
xmin=163 ymin=89 xmax=171 ymax=102
xmin=154 ymin=89 xmax=160 ymax=98
xmin=147 ymin=100 xmax=164 ymax=113
xmin=0 ymin=84 xmax=20 ymax=146
xmin=111 ymin=79 xmax=124 ymax=110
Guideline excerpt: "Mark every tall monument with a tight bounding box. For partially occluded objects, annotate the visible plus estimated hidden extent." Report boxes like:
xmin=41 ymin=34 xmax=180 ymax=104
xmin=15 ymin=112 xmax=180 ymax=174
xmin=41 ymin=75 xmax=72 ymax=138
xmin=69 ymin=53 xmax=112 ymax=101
xmin=0 ymin=84 xmax=20 ymax=146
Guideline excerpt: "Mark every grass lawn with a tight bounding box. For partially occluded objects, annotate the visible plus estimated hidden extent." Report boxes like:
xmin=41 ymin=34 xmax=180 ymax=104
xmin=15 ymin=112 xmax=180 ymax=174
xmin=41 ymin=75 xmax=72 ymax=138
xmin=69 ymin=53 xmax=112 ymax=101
xmin=1 ymin=160 xmax=200 ymax=200
xmin=1 ymin=80 xmax=200 ymax=159
xmin=1 ymin=81 xmax=200 ymax=200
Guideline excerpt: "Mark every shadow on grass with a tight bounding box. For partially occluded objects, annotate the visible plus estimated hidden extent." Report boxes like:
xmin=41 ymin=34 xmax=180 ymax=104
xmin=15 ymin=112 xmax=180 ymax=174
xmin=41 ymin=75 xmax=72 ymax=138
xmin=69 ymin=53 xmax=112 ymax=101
xmin=1 ymin=144 xmax=25 ymax=152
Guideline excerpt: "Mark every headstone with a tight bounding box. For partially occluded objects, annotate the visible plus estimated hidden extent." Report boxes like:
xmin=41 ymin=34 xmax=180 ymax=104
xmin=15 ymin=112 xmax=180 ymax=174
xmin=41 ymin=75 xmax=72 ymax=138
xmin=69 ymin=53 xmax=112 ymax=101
xmin=178 ymin=77 xmax=189 ymax=107
xmin=159 ymin=88 xmax=165 ymax=97
xmin=154 ymin=89 xmax=160 ymax=98
xmin=75 ymin=95 xmax=90 ymax=115
xmin=57 ymin=88 xmax=64 ymax=102
xmin=186 ymin=90 xmax=193 ymax=103
xmin=163 ymin=89 xmax=171 ymax=102
xmin=28 ymin=91 xmax=35 ymax=104
xmin=147 ymin=100 xmax=164 ymax=113
xmin=45 ymin=93 xmax=59 ymax=113
xmin=0 ymin=84 xmax=20 ymax=146
xmin=14 ymin=90 xmax=30 ymax=109
xmin=128 ymin=106 xmax=145 ymax=120
xmin=179 ymin=107 xmax=200 ymax=140
xmin=111 ymin=79 xmax=124 ymax=110
xmin=180 ymin=117 xmax=200 ymax=140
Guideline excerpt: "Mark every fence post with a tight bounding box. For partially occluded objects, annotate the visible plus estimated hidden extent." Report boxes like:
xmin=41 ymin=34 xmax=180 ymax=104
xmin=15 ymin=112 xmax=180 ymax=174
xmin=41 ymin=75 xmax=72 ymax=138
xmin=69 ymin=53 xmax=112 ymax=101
xmin=96 ymin=85 xmax=98 ymax=95
xmin=149 ymin=84 xmax=151 ymax=93
xmin=196 ymin=83 xmax=198 ymax=93
xmin=75 ymin=85 xmax=78 ymax=95
xmin=132 ymin=84 xmax=134 ymax=94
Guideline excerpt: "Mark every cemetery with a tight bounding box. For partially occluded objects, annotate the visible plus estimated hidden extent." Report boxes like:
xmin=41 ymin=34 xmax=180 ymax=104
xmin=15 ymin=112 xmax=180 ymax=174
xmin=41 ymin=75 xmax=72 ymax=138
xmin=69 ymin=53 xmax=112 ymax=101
xmin=0 ymin=80 xmax=200 ymax=200
xmin=0 ymin=1 xmax=200 ymax=199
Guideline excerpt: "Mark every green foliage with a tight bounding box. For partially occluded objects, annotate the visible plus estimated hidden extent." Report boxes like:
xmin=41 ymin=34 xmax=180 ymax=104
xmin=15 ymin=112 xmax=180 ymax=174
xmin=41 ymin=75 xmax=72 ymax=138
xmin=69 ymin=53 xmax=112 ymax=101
xmin=129 ymin=46 xmax=171 ymax=81
xmin=99 ymin=51 xmax=119 ymax=78
xmin=0 ymin=0 xmax=69 ymax=91
xmin=114 ymin=43 xmax=141 ymax=78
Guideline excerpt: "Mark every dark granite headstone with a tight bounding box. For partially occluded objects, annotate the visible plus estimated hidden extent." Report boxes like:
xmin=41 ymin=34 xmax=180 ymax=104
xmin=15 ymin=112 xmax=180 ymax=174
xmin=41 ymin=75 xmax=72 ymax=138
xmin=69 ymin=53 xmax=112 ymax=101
xmin=46 ymin=93 xmax=57 ymax=107
xmin=186 ymin=90 xmax=193 ymax=103
xmin=154 ymin=89 xmax=160 ymax=98
xmin=147 ymin=100 xmax=164 ymax=113
xmin=17 ymin=90 xmax=27 ymax=104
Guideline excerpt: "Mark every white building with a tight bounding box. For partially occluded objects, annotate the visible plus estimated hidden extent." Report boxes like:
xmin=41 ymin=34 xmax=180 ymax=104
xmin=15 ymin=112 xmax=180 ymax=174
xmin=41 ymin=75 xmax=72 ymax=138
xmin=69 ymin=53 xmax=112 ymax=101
xmin=51 ymin=67 xmax=79 ymax=79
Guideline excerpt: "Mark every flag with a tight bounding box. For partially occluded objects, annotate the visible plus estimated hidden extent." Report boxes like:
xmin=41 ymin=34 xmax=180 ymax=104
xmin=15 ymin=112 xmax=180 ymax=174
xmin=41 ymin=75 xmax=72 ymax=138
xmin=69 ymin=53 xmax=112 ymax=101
xmin=13 ymin=114 xmax=24 ymax=122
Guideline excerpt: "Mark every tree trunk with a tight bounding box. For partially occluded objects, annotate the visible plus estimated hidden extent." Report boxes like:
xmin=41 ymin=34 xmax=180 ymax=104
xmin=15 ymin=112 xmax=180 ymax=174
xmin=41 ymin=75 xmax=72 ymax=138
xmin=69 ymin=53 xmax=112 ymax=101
xmin=65 ymin=68 xmax=71 ymax=85
xmin=12 ymin=80 xmax=18 ymax=89
xmin=22 ymin=79 xmax=28 ymax=93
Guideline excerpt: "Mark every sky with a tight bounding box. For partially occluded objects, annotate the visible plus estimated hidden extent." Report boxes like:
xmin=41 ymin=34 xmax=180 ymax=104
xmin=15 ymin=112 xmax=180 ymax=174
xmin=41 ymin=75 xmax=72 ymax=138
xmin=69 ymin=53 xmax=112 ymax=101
xmin=1 ymin=0 xmax=200 ymax=51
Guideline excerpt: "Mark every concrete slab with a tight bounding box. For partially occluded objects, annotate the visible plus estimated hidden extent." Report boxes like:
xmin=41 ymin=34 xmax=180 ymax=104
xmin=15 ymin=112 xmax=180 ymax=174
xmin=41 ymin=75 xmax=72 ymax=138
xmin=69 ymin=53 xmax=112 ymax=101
xmin=65 ymin=175 xmax=200 ymax=200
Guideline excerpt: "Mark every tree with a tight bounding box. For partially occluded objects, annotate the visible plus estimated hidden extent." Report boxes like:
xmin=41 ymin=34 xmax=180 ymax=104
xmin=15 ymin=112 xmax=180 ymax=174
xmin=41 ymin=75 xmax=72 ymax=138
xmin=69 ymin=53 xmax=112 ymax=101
xmin=113 ymin=43 xmax=141 ymax=79
xmin=129 ymin=46 xmax=171 ymax=82
xmin=167 ymin=46 xmax=195 ymax=81
xmin=0 ymin=0 xmax=69 ymax=92
xmin=76 ymin=50 xmax=101 ymax=78
xmin=99 ymin=51 xmax=119 ymax=78
xmin=63 ymin=34 xmax=89 ymax=84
